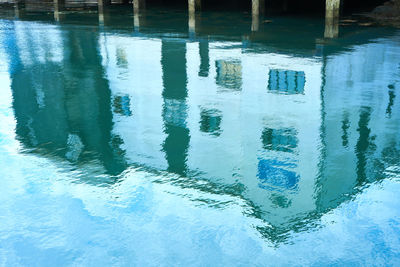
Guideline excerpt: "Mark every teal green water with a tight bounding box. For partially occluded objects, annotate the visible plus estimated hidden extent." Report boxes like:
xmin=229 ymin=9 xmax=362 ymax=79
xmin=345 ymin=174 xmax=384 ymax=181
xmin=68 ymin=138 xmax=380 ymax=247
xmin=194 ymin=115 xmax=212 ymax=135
xmin=1 ymin=8 xmax=400 ymax=266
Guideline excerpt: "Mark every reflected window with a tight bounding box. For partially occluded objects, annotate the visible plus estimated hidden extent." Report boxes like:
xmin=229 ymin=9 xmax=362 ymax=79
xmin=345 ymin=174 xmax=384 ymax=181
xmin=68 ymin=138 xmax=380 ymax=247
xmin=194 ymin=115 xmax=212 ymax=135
xmin=258 ymin=159 xmax=299 ymax=191
xmin=268 ymin=69 xmax=305 ymax=94
xmin=200 ymin=109 xmax=222 ymax=136
xmin=215 ymin=60 xmax=242 ymax=90
xmin=163 ymin=99 xmax=187 ymax=128
xmin=113 ymin=95 xmax=132 ymax=116
xmin=116 ymin=47 xmax=128 ymax=69
xmin=262 ymin=127 xmax=298 ymax=153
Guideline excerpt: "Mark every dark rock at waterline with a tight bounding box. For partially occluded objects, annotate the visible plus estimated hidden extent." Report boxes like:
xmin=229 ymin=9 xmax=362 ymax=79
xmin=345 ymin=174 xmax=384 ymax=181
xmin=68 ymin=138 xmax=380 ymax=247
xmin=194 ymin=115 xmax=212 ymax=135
xmin=367 ymin=0 xmax=400 ymax=27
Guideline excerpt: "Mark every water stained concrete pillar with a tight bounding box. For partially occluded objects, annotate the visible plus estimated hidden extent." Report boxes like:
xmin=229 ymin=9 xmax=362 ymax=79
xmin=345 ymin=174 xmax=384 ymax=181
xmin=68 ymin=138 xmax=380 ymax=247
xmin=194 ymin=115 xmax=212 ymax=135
xmin=54 ymin=0 xmax=65 ymax=21
xmin=251 ymin=0 xmax=265 ymax=32
xmin=188 ymin=0 xmax=198 ymax=34
xmin=188 ymin=0 xmax=200 ymax=13
xmin=14 ymin=0 xmax=24 ymax=18
xmin=325 ymin=0 xmax=340 ymax=38
xmin=133 ymin=0 xmax=145 ymax=31
xmin=98 ymin=0 xmax=111 ymax=25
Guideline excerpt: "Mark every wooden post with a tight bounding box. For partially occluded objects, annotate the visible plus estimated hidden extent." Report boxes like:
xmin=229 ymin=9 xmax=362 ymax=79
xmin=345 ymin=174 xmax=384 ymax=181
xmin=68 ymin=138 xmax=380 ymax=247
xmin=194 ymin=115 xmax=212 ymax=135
xmin=325 ymin=0 xmax=340 ymax=38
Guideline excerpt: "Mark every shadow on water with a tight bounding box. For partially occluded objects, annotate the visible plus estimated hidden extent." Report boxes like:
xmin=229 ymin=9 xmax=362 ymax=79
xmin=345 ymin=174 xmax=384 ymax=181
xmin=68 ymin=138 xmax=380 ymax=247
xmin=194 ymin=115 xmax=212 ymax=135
xmin=1 ymin=9 xmax=400 ymax=244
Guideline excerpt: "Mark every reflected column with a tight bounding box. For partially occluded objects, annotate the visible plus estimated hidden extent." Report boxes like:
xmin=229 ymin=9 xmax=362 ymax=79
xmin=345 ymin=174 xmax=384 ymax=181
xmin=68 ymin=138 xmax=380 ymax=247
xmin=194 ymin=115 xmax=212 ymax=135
xmin=198 ymin=39 xmax=209 ymax=77
xmin=355 ymin=106 xmax=375 ymax=185
xmin=62 ymin=30 xmax=127 ymax=174
xmin=161 ymin=40 xmax=190 ymax=176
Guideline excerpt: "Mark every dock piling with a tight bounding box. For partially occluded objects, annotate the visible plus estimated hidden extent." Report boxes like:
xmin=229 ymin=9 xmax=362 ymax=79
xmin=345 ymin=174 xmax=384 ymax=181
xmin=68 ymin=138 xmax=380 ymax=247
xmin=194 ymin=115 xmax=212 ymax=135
xmin=325 ymin=0 xmax=340 ymax=38
xmin=251 ymin=0 xmax=264 ymax=31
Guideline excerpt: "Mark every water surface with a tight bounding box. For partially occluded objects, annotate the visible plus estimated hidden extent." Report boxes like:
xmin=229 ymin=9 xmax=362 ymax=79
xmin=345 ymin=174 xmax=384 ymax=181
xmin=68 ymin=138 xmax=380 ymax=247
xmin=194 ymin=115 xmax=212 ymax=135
xmin=0 ymin=8 xmax=400 ymax=266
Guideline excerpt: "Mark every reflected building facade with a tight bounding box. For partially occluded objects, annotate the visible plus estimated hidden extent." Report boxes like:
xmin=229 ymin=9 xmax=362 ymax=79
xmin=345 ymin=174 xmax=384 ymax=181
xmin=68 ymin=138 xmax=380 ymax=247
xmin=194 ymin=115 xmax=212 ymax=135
xmin=5 ymin=21 xmax=127 ymax=177
xmin=3 ymin=18 xmax=400 ymax=240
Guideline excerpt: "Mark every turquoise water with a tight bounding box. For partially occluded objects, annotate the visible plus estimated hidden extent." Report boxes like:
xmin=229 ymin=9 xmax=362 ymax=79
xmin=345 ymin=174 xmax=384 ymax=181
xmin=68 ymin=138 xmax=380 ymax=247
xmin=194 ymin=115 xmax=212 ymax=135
xmin=1 ymin=8 xmax=400 ymax=266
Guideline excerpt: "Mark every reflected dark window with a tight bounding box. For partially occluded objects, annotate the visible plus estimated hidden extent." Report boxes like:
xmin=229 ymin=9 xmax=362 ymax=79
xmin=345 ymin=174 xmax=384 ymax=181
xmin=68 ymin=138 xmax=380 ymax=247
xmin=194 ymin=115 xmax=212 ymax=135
xmin=268 ymin=69 xmax=305 ymax=94
xmin=200 ymin=109 xmax=222 ymax=136
xmin=116 ymin=47 xmax=128 ymax=69
xmin=215 ymin=60 xmax=242 ymax=90
xmin=163 ymin=99 xmax=187 ymax=128
xmin=262 ymin=127 xmax=298 ymax=153
xmin=113 ymin=95 xmax=132 ymax=116
xmin=258 ymin=159 xmax=299 ymax=191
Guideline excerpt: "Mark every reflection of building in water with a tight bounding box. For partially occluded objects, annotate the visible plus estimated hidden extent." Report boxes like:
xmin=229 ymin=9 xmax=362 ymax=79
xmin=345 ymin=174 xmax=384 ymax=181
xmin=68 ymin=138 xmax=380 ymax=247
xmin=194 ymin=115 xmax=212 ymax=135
xmin=101 ymin=36 xmax=323 ymax=231
xmin=100 ymin=33 xmax=400 ymax=237
xmin=5 ymin=20 xmax=400 ymax=239
xmin=186 ymin=42 xmax=323 ymax=230
xmin=99 ymin=35 xmax=167 ymax=170
xmin=5 ymin=21 xmax=126 ymax=177
xmin=318 ymin=39 xmax=400 ymax=211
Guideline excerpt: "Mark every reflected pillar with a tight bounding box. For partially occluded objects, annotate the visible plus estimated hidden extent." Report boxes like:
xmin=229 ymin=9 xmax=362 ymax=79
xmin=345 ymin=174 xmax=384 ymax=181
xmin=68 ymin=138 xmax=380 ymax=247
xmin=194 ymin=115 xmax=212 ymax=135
xmin=251 ymin=0 xmax=265 ymax=32
xmin=198 ymin=39 xmax=209 ymax=77
xmin=133 ymin=0 xmax=145 ymax=31
xmin=161 ymin=41 xmax=190 ymax=176
xmin=324 ymin=0 xmax=340 ymax=38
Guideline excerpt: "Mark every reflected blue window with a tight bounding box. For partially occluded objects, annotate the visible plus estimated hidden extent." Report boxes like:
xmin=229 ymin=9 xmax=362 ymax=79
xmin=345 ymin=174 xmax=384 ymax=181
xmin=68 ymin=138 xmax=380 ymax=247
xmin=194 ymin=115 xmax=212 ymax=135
xmin=215 ymin=60 xmax=242 ymax=91
xmin=258 ymin=159 xmax=299 ymax=191
xmin=113 ymin=95 xmax=132 ymax=116
xmin=262 ymin=127 xmax=298 ymax=153
xmin=268 ymin=69 xmax=305 ymax=94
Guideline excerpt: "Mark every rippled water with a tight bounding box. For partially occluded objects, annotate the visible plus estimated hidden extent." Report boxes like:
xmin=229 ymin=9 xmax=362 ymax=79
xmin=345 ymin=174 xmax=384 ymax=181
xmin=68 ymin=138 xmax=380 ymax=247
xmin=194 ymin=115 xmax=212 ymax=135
xmin=0 ymin=7 xmax=400 ymax=266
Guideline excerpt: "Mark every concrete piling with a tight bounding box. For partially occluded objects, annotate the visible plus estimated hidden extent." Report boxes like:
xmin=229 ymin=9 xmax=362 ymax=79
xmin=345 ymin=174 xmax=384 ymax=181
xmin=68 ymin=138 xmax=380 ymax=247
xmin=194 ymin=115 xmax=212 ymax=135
xmin=133 ymin=0 xmax=145 ymax=30
xmin=54 ymin=0 xmax=65 ymax=21
xmin=325 ymin=0 xmax=340 ymax=38
xmin=14 ymin=0 xmax=24 ymax=18
xmin=251 ymin=0 xmax=264 ymax=32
